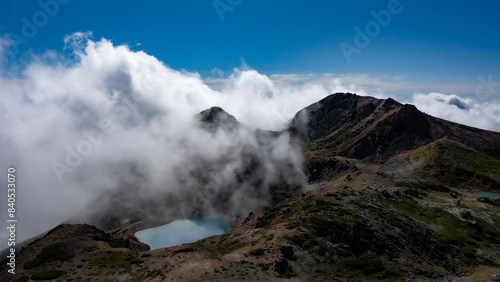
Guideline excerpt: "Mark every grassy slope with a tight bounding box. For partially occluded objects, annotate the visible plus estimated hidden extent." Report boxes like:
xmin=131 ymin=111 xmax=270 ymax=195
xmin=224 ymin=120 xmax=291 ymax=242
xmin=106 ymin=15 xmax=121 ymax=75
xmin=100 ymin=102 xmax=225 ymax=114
xmin=2 ymin=159 xmax=500 ymax=281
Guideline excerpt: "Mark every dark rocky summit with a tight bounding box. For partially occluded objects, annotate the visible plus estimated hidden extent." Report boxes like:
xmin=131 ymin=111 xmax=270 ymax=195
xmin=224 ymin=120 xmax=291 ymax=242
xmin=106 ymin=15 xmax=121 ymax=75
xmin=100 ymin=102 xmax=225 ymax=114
xmin=199 ymin=106 xmax=240 ymax=132
xmin=290 ymin=92 xmax=500 ymax=161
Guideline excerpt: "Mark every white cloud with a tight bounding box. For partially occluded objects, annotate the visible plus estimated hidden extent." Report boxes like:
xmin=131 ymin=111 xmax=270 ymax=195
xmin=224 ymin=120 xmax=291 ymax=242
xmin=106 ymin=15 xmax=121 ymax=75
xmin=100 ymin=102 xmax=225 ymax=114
xmin=0 ymin=36 xmax=16 ymax=75
xmin=0 ymin=34 xmax=312 ymax=243
xmin=411 ymin=92 xmax=500 ymax=132
xmin=0 ymin=36 xmax=12 ymax=55
xmin=63 ymin=31 xmax=93 ymax=52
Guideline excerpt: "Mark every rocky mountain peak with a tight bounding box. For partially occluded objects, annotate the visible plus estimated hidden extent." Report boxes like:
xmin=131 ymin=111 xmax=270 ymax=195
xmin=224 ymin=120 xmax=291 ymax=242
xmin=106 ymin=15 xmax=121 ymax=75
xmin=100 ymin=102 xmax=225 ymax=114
xmin=289 ymin=92 xmax=500 ymax=162
xmin=199 ymin=106 xmax=240 ymax=132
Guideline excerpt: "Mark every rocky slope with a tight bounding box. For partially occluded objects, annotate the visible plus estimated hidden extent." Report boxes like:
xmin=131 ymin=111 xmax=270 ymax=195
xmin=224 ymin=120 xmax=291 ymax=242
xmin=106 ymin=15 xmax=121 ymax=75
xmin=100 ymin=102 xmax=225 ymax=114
xmin=290 ymin=93 xmax=500 ymax=161
xmin=293 ymin=93 xmax=500 ymax=191
xmin=2 ymin=93 xmax=500 ymax=281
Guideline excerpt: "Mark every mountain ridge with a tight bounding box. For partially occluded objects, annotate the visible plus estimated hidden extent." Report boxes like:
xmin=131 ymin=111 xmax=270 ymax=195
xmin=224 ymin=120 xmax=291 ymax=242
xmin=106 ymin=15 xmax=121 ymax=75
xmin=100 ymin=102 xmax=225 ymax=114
xmin=3 ymin=92 xmax=500 ymax=281
xmin=290 ymin=92 xmax=500 ymax=161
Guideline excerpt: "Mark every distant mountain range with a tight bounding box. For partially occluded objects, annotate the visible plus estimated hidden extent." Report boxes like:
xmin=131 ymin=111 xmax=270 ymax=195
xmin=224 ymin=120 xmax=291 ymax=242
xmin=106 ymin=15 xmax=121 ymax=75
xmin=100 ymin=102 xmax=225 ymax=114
xmin=3 ymin=93 xmax=500 ymax=281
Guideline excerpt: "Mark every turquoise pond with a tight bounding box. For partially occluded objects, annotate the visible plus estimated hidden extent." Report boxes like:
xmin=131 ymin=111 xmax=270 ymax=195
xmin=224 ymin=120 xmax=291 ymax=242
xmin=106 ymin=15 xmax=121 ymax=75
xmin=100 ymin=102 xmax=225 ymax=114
xmin=476 ymin=192 xmax=500 ymax=199
xmin=135 ymin=216 xmax=229 ymax=250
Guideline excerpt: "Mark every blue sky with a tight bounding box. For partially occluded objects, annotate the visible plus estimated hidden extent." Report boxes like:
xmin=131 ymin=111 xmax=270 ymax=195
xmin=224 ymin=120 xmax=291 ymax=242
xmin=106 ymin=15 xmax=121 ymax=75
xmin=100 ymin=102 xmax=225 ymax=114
xmin=1 ymin=0 xmax=499 ymax=96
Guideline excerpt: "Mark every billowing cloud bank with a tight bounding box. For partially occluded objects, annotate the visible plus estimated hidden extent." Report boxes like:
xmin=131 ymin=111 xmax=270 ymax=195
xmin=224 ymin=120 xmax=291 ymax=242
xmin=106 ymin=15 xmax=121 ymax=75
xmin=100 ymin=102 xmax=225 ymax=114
xmin=0 ymin=33 xmax=499 ymax=243
xmin=0 ymin=33 xmax=326 ymax=243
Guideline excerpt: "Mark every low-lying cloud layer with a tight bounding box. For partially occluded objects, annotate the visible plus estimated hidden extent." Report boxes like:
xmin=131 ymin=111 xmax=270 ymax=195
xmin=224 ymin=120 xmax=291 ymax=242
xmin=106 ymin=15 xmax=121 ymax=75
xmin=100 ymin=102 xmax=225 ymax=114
xmin=0 ymin=32 xmax=499 ymax=244
xmin=411 ymin=92 xmax=500 ymax=132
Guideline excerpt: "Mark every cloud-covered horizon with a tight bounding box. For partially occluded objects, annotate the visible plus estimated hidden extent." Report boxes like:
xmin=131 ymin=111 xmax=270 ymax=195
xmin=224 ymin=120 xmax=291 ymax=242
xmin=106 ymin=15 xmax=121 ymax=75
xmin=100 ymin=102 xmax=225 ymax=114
xmin=0 ymin=32 xmax=499 ymax=244
xmin=411 ymin=92 xmax=500 ymax=133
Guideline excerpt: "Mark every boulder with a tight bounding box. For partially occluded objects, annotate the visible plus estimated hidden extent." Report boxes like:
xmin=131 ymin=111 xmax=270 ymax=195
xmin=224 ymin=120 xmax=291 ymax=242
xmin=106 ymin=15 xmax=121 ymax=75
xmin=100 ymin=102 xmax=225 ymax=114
xmin=275 ymin=258 xmax=289 ymax=275
xmin=404 ymin=188 xmax=419 ymax=198
xmin=380 ymin=190 xmax=394 ymax=199
xmin=280 ymin=246 xmax=296 ymax=261
xmin=462 ymin=211 xmax=473 ymax=220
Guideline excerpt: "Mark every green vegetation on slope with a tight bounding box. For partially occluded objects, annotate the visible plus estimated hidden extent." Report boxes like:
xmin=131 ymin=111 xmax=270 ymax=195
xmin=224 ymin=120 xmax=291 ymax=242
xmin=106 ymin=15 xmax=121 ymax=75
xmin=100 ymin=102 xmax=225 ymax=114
xmin=24 ymin=243 xmax=75 ymax=269
xmin=278 ymin=186 xmax=500 ymax=279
